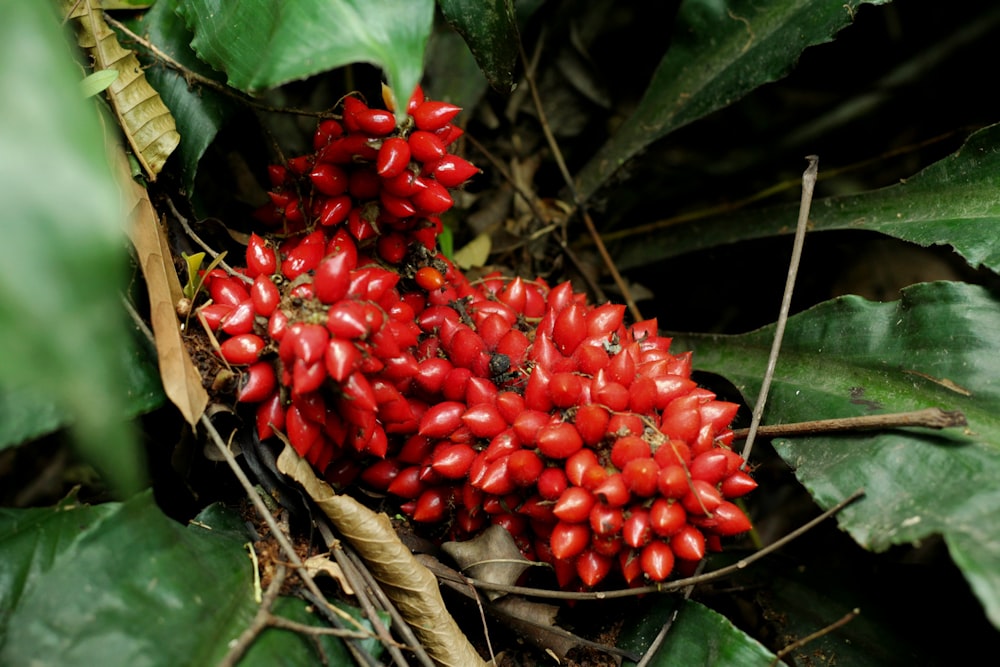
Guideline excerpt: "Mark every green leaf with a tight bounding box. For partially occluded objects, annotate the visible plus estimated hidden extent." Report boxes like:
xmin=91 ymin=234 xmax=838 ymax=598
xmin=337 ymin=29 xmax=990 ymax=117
xmin=618 ymin=597 xmax=780 ymax=665
xmin=80 ymin=69 xmax=119 ymax=97
xmin=675 ymin=282 xmax=1000 ymax=628
xmin=177 ymin=0 xmax=434 ymax=112
xmin=0 ymin=493 xmax=356 ymax=665
xmin=611 ymin=123 xmax=1000 ymax=272
xmin=575 ymin=0 xmax=891 ymax=202
xmin=438 ymin=0 xmax=519 ymax=93
xmin=131 ymin=0 xmax=240 ymax=193
xmin=0 ymin=1 xmax=147 ymax=495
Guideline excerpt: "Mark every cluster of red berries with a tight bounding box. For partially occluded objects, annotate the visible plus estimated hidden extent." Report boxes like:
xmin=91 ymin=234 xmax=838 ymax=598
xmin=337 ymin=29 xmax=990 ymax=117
xmin=198 ymin=87 xmax=755 ymax=591
xmin=253 ymin=85 xmax=477 ymax=264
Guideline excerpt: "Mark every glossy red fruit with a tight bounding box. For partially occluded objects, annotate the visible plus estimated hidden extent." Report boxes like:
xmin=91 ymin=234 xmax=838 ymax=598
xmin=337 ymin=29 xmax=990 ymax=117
xmin=414 ymin=266 xmax=446 ymax=291
xmin=237 ymin=361 xmax=277 ymax=403
xmin=326 ymin=300 xmax=372 ymax=339
xmin=656 ymin=465 xmax=689 ymax=499
xmin=576 ymin=549 xmax=613 ymax=588
xmin=553 ymin=487 xmax=595 ymax=524
xmin=220 ymin=299 xmax=256 ymax=336
xmin=388 ymin=466 xmax=425 ymax=499
xmin=411 ymin=178 xmax=453 ymax=215
xmin=589 ymin=503 xmax=624 ymax=537
xmin=593 ymin=473 xmax=630 ymax=508
xmin=611 ymin=435 xmax=652 ymax=470
xmin=209 ymin=274 xmax=250 ymax=308
xmin=198 ymin=303 xmax=233 ymax=331
xmin=408 ymin=130 xmax=447 ymax=162
xmin=355 ymin=108 xmax=396 ymax=136
xmin=412 ymin=100 xmax=462 ymax=131
xmin=670 ymin=525 xmax=706 ymax=561
xmin=412 ymin=487 xmax=452 ymax=522
xmin=536 ymin=422 xmax=583 ymax=459
xmin=376 ymin=231 xmax=408 ymax=264
xmin=431 ymin=443 xmax=476 ymax=479
xmin=317 ymin=195 xmax=352 ymax=226
xmin=681 ymin=480 xmax=723 ymax=516
xmin=246 ymin=233 xmax=277 ymax=277
xmin=286 ymin=405 xmax=320 ymax=457
xmin=553 ymin=303 xmax=587 ymax=356
xmin=313 ymin=253 xmax=352 ymax=304
xmin=649 ymin=498 xmax=687 ymax=537
xmin=640 ymin=540 xmax=675 ymax=581
xmin=425 ymin=154 xmax=478 ymax=187
xmin=376 ymin=137 xmax=411 ymax=178
xmin=219 ymin=333 xmax=265 ymax=365
xmin=692 ymin=501 xmax=753 ymax=536
xmin=689 ymin=450 xmax=731 ymax=485
xmin=292 ymin=359 xmax=327 ymax=395
xmin=548 ymin=372 xmax=583 ymax=408
xmin=507 ymin=449 xmax=545 ymax=487
xmin=418 ymin=401 xmax=466 ymax=438
xmin=573 ymin=404 xmax=609 ymax=447
xmin=255 ymin=392 xmax=285 ymax=441
xmin=550 ymin=521 xmax=590 ymax=560
xmin=325 ymin=338 xmax=361 ymax=383
xmin=720 ymin=470 xmax=758 ymax=498
xmin=309 ymin=162 xmax=349 ymax=196
xmin=294 ymin=324 xmax=329 ymax=365
xmin=461 ymin=403 xmax=507 ymax=439
xmin=537 ymin=467 xmax=569 ymax=501
xmin=622 ymin=507 xmax=652 ymax=549
xmin=622 ymin=458 xmax=660 ymax=497
xmin=251 ymin=274 xmax=280 ymax=317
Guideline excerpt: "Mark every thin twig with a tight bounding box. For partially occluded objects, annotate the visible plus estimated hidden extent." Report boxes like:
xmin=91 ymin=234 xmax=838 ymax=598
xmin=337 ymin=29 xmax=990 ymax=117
xmin=163 ymin=196 xmax=252 ymax=284
xmin=732 ymin=408 xmax=967 ymax=440
xmin=772 ymin=608 xmax=861 ymax=666
xmin=429 ymin=489 xmax=865 ymax=601
xmin=741 ymin=156 xmax=819 ymax=464
xmin=517 ymin=41 xmax=643 ymax=322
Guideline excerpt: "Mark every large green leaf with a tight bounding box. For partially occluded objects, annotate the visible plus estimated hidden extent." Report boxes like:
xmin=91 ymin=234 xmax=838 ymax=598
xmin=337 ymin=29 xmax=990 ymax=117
xmin=438 ymin=0 xmax=518 ymax=93
xmin=129 ymin=0 xmax=239 ymax=192
xmin=611 ymin=123 xmax=1000 ymax=271
xmin=0 ymin=493 xmax=355 ymax=665
xmin=574 ymin=0 xmax=891 ymax=202
xmin=177 ymin=0 xmax=434 ymax=109
xmin=0 ymin=1 xmax=147 ymax=495
xmin=675 ymin=281 xmax=1000 ymax=628
xmin=618 ymin=597 xmax=780 ymax=665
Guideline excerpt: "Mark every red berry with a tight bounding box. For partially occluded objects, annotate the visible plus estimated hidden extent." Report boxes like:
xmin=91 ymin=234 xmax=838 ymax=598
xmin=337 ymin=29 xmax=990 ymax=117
xmin=376 ymin=137 xmax=411 ymax=178
xmin=649 ymin=498 xmax=687 ymax=537
xmin=425 ymin=154 xmax=478 ymax=188
xmin=324 ymin=338 xmax=361 ymax=383
xmin=508 ymin=449 xmax=545 ymax=487
xmin=536 ymin=422 xmax=583 ymax=459
xmin=640 ymin=540 xmax=675 ymax=581
xmin=623 ymin=507 xmax=652 ymax=549
xmin=237 ymin=361 xmax=276 ymax=403
xmin=220 ymin=299 xmax=256 ymax=336
xmin=593 ymin=473 xmax=630 ymax=508
xmin=689 ymin=450 xmax=731 ymax=485
xmin=219 ymin=333 xmax=265 ymax=365
xmin=537 ymin=467 xmax=569 ymax=501
xmin=576 ymin=549 xmax=612 ymax=588
xmin=461 ymin=403 xmax=507 ymax=439
xmin=408 ymin=130 xmax=447 ymax=163
xmin=355 ymin=108 xmax=396 ymax=136
xmin=550 ymin=521 xmax=590 ymax=560
xmin=251 ymin=274 xmax=280 ymax=317
xmin=611 ymin=435 xmax=652 ymax=470
xmin=548 ymin=372 xmax=583 ymax=408
xmin=589 ymin=503 xmax=624 ymax=537
xmin=209 ymin=274 xmax=250 ymax=308
xmin=431 ymin=443 xmax=476 ymax=479
xmin=256 ymin=392 xmax=285 ymax=441
xmin=671 ymin=525 xmax=706 ymax=561
xmin=553 ymin=486 xmax=595 ymax=524
xmin=573 ymin=404 xmax=609 ymax=447
xmin=246 ymin=233 xmax=277 ymax=277
xmin=681 ymin=480 xmax=723 ymax=517
xmin=720 ymin=470 xmax=758 ymax=498
xmin=418 ymin=401 xmax=466 ymax=438
xmin=622 ymin=458 xmax=659 ymax=497
xmin=552 ymin=303 xmax=587 ymax=356
xmin=414 ymin=266 xmax=446 ymax=291
xmin=309 ymin=162 xmax=349 ymax=196
xmin=412 ymin=100 xmax=462 ymax=131
xmin=411 ymin=178 xmax=453 ymax=215
xmin=657 ymin=465 xmax=690 ymax=499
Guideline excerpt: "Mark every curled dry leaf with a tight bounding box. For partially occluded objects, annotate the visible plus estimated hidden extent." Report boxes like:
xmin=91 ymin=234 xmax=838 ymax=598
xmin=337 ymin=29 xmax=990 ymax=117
xmin=116 ymin=146 xmax=208 ymax=425
xmin=277 ymin=444 xmax=488 ymax=667
xmin=302 ymin=555 xmax=354 ymax=596
xmin=62 ymin=0 xmax=180 ymax=180
xmin=442 ymin=525 xmax=533 ymax=601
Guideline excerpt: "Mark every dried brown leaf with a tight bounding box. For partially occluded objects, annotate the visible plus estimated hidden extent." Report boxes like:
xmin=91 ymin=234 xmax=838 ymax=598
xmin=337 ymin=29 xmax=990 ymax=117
xmin=63 ymin=0 xmax=179 ymax=180
xmin=442 ymin=525 xmax=534 ymax=601
xmin=277 ymin=445 xmax=488 ymax=667
xmin=116 ymin=146 xmax=208 ymax=424
xmin=302 ymin=555 xmax=354 ymax=596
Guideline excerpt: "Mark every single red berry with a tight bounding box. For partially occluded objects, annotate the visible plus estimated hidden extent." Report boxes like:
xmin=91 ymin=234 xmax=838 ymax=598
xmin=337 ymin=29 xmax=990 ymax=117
xmin=689 ymin=450 xmax=731 ymax=485
xmin=220 ymin=299 xmax=256 ymax=336
xmin=255 ymin=392 xmax=285 ymax=441
xmin=548 ymin=372 xmax=583 ymax=408
xmin=237 ymin=361 xmax=277 ymax=403
xmin=657 ymin=465 xmax=690 ymax=499
xmin=251 ymin=274 xmax=280 ymax=317
xmin=611 ymin=435 xmax=652 ymax=470
xmin=198 ymin=303 xmax=233 ymax=331
xmin=537 ymin=467 xmax=569 ymax=501
xmin=461 ymin=403 xmax=507 ymax=439
xmin=209 ymin=274 xmax=250 ymax=308
xmin=219 ymin=333 xmax=265 ymax=365
xmin=376 ymin=137 xmax=411 ymax=178
xmin=589 ymin=503 xmax=624 ymax=537
xmin=640 ymin=540 xmax=675 ymax=581
xmin=414 ymin=266 xmax=446 ymax=291
xmin=355 ymin=108 xmax=396 ymax=136
xmin=317 ymin=195 xmax=353 ymax=227
xmin=649 ymin=498 xmax=687 ymax=537
xmin=573 ymin=404 xmax=610 ymax=447
xmin=324 ymin=338 xmax=361 ymax=383
xmin=408 ymin=130 xmax=447 ymax=163
xmin=411 ymin=178 xmax=454 ymax=215
xmin=425 ymin=154 xmax=479 ymax=188
xmin=418 ymin=401 xmax=466 ymax=438
xmin=309 ymin=162 xmax=349 ymax=196
xmin=681 ymin=480 xmax=723 ymax=516
xmin=286 ymin=405 xmax=321 ymax=457
xmin=593 ymin=473 xmax=631 ymax=508
xmin=246 ymin=233 xmax=277 ymax=277
xmin=720 ymin=470 xmax=758 ymax=498
xmin=412 ymin=100 xmax=462 ymax=131
xmin=622 ymin=507 xmax=652 ymax=549
xmin=508 ymin=450 xmax=545 ymax=487
xmin=622 ymin=458 xmax=660 ymax=497
xmin=431 ymin=443 xmax=477 ymax=479
xmin=549 ymin=521 xmax=590 ymax=560
xmin=576 ymin=549 xmax=613 ymax=588
xmin=553 ymin=486 xmax=596 ymax=524
xmin=670 ymin=525 xmax=706 ymax=561
xmin=536 ymin=422 xmax=583 ymax=459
